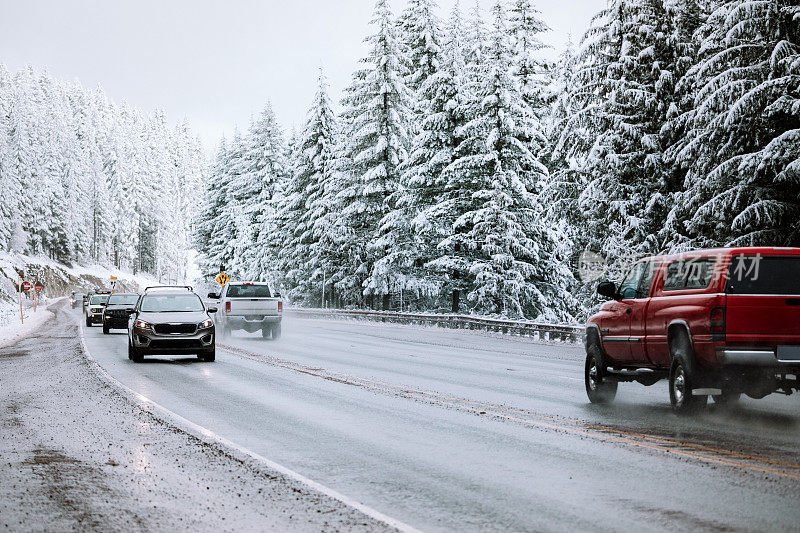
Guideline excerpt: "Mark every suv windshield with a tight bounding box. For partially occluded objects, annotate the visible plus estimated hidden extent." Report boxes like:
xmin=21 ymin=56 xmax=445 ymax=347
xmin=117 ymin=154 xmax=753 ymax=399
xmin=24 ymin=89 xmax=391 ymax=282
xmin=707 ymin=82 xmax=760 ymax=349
xmin=226 ymin=284 xmax=272 ymax=298
xmin=89 ymin=295 xmax=110 ymax=305
xmin=107 ymin=294 xmax=139 ymax=306
xmin=726 ymin=255 xmax=800 ymax=295
xmin=140 ymin=294 xmax=204 ymax=313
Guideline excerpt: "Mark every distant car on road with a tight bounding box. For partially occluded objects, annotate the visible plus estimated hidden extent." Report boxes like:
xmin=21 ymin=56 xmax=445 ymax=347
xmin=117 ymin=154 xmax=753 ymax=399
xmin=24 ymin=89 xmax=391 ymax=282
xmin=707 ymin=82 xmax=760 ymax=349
xmin=70 ymin=291 xmax=85 ymax=309
xmin=127 ymin=286 xmax=217 ymax=362
xmin=586 ymin=247 xmax=800 ymax=414
xmin=102 ymin=293 xmax=140 ymax=334
xmin=85 ymin=293 xmax=111 ymax=327
xmin=208 ymin=281 xmax=282 ymax=340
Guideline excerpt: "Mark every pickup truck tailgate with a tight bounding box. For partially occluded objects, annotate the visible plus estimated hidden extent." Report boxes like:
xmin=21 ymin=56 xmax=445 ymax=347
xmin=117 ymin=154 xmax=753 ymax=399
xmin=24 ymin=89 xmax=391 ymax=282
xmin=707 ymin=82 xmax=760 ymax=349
xmin=228 ymin=298 xmax=280 ymax=315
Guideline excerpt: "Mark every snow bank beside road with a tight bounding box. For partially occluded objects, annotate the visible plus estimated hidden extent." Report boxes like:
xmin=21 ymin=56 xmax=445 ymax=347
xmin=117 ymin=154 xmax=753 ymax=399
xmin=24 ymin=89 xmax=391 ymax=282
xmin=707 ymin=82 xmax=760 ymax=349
xmin=0 ymin=300 xmax=53 ymax=349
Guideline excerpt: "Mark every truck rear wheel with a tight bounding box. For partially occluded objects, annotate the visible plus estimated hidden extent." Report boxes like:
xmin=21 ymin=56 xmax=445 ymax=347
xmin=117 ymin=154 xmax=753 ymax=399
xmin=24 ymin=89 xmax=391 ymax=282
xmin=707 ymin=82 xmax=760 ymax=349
xmin=669 ymin=333 xmax=707 ymax=415
xmin=669 ymin=356 xmax=707 ymax=415
xmin=585 ymin=344 xmax=617 ymax=404
xmin=271 ymin=323 xmax=281 ymax=340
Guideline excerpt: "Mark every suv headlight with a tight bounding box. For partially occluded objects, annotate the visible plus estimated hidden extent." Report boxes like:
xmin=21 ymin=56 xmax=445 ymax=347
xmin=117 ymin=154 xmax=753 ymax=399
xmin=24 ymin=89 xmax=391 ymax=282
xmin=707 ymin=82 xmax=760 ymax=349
xmin=134 ymin=320 xmax=151 ymax=330
xmin=200 ymin=319 xmax=213 ymax=329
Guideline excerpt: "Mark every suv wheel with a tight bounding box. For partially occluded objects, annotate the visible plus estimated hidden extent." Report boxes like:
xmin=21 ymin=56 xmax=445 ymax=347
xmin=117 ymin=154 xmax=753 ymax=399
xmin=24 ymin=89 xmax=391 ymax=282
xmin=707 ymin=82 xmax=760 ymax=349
xmin=129 ymin=341 xmax=143 ymax=363
xmin=85 ymin=315 xmax=92 ymax=327
xmin=199 ymin=347 xmax=215 ymax=362
xmin=103 ymin=322 xmax=110 ymax=334
xmin=585 ymin=344 xmax=617 ymax=404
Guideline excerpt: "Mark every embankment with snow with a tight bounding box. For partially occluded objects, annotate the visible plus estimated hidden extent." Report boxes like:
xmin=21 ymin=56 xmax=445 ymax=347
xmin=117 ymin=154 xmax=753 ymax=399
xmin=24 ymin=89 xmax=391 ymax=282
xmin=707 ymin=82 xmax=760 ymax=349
xmin=0 ymin=252 xmax=158 ymax=346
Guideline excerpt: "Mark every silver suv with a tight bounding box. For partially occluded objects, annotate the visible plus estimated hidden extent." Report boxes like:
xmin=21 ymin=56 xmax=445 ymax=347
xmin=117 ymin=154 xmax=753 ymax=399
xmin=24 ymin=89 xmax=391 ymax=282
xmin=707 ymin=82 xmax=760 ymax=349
xmin=127 ymin=286 xmax=218 ymax=362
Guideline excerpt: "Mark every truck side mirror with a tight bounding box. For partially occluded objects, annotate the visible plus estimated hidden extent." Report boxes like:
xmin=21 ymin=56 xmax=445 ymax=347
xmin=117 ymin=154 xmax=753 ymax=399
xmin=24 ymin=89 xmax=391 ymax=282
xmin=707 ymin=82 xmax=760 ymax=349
xmin=207 ymin=292 xmax=219 ymax=299
xmin=596 ymin=281 xmax=619 ymax=300
xmin=274 ymin=292 xmax=281 ymax=298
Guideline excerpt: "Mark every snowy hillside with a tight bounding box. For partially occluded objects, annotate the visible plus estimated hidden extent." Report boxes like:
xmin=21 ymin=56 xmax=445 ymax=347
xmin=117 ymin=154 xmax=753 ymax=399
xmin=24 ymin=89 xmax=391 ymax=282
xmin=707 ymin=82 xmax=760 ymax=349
xmin=0 ymin=251 xmax=157 ymax=304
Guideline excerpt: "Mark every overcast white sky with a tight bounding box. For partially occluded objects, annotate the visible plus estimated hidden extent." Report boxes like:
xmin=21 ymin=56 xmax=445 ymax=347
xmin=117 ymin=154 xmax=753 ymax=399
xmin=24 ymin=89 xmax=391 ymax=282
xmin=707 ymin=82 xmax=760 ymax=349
xmin=0 ymin=0 xmax=599 ymax=151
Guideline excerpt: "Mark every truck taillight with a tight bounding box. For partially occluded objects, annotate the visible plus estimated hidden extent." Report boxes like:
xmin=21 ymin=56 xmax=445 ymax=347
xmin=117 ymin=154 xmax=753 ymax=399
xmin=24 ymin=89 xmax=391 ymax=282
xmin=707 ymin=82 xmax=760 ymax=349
xmin=225 ymin=301 xmax=231 ymax=313
xmin=710 ymin=306 xmax=725 ymax=339
xmin=278 ymin=301 xmax=282 ymax=312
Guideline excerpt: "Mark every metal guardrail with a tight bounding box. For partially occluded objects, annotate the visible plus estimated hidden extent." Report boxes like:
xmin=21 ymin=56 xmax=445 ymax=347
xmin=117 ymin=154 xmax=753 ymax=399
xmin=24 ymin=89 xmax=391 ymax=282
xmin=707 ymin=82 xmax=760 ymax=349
xmin=286 ymin=307 xmax=585 ymax=344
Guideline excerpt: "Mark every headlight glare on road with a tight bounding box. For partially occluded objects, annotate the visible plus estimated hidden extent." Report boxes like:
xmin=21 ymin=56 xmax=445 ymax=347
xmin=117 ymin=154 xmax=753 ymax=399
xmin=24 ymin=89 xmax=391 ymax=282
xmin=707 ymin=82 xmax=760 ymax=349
xmin=135 ymin=320 xmax=150 ymax=330
xmin=200 ymin=319 xmax=213 ymax=329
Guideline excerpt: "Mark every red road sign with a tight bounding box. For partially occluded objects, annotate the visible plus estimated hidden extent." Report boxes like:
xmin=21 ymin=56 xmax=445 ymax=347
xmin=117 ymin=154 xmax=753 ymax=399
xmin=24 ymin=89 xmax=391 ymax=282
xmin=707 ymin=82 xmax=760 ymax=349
xmin=21 ymin=281 xmax=32 ymax=292
xmin=34 ymin=285 xmax=43 ymax=292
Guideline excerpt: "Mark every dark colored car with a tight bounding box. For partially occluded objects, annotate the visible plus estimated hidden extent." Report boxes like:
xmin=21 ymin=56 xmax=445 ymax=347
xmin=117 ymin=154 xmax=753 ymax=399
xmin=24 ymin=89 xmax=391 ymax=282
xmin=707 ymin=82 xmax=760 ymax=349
xmin=127 ymin=286 xmax=217 ymax=362
xmin=585 ymin=247 xmax=800 ymax=414
xmin=102 ymin=293 xmax=140 ymax=333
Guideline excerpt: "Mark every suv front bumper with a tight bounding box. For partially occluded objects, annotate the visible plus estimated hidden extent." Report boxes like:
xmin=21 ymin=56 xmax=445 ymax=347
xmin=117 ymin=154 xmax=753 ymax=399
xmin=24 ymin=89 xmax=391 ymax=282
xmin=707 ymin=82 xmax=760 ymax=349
xmin=132 ymin=325 xmax=215 ymax=354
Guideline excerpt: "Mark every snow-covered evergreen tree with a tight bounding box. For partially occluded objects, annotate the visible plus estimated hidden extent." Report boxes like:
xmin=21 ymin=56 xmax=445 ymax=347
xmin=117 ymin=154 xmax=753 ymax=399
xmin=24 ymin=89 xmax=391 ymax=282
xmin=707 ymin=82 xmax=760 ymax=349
xmin=431 ymin=0 xmax=570 ymax=319
xmin=671 ymin=0 xmax=800 ymax=247
xmin=335 ymin=0 xmax=413 ymax=308
xmin=276 ymin=69 xmax=337 ymax=303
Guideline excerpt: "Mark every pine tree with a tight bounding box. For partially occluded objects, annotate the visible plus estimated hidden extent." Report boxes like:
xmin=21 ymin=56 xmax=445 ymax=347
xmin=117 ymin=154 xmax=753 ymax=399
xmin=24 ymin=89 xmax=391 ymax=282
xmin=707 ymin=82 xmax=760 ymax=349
xmin=277 ymin=69 xmax=337 ymax=303
xmin=432 ymin=0 xmax=569 ymax=319
xmin=674 ymin=0 xmax=800 ymax=247
xmin=381 ymin=0 xmax=469 ymax=311
xmin=336 ymin=0 xmax=413 ymax=308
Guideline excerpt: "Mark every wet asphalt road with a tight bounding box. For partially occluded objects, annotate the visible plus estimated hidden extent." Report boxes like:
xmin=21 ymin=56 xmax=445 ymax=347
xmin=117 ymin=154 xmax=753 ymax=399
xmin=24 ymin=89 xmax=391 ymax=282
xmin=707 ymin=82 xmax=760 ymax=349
xmin=77 ymin=308 xmax=800 ymax=532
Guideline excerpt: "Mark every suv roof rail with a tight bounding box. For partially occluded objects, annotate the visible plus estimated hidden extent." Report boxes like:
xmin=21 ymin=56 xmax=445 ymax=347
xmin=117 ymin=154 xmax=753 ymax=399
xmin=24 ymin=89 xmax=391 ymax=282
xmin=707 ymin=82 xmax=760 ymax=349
xmin=144 ymin=285 xmax=194 ymax=293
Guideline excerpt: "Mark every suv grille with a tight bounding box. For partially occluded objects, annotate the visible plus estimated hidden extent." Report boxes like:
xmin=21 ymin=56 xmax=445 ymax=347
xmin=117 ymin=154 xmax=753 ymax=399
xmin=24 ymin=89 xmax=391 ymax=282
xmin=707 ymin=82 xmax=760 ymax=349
xmin=154 ymin=323 xmax=197 ymax=335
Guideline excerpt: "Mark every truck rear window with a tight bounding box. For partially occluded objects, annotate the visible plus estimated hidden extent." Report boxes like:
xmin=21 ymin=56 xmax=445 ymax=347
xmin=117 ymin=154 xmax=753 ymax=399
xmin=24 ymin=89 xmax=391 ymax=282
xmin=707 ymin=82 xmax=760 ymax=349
xmin=226 ymin=284 xmax=272 ymax=298
xmin=726 ymin=255 xmax=800 ymax=295
xmin=663 ymin=258 xmax=717 ymax=291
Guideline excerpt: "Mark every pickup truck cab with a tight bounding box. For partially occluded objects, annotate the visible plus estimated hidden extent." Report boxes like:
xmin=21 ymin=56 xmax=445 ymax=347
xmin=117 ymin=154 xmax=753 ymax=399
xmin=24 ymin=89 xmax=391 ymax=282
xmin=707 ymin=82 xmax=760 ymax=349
xmin=585 ymin=247 xmax=800 ymax=414
xmin=208 ymin=282 xmax=283 ymax=340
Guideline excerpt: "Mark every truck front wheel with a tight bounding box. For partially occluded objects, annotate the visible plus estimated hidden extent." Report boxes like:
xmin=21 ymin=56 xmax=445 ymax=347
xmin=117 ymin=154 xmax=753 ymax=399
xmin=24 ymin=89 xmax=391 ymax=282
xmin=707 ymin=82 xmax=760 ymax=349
xmin=585 ymin=344 xmax=617 ymax=404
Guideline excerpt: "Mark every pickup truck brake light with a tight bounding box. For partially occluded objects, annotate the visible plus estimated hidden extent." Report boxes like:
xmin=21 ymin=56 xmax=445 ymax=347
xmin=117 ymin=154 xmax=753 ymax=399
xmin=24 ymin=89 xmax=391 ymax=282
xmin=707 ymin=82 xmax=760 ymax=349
xmin=710 ymin=306 xmax=725 ymax=340
xmin=225 ymin=301 xmax=231 ymax=313
xmin=278 ymin=301 xmax=283 ymax=312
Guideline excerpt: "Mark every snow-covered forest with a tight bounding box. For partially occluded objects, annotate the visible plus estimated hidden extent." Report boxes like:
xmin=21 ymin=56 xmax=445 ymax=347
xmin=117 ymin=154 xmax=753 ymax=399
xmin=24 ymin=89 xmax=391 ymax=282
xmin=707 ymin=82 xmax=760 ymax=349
xmin=0 ymin=66 xmax=204 ymax=282
xmin=196 ymin=0 xmax=799 ymax=320
xmin=2 ymin=0 xmax=796 ymax=321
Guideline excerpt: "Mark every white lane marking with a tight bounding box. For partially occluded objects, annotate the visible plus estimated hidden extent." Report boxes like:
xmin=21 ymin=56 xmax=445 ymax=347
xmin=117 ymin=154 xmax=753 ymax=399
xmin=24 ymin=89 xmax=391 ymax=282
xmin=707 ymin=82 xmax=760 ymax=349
xmin=77 ymin=318 xmax=421 ymax=533
xmin=560 ymin=376 xmax=584 ymax=381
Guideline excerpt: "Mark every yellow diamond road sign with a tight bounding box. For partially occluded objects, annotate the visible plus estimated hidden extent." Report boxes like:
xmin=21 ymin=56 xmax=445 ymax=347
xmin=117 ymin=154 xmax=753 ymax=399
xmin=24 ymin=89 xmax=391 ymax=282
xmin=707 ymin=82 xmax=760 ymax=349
xmin=215 ymin=272 xmax=229 ymax=286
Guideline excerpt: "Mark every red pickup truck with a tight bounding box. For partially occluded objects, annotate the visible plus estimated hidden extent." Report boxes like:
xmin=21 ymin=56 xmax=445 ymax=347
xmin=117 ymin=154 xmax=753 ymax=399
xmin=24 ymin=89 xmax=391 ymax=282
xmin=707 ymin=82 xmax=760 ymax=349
xmin=585 ymin=247 xmax=800 ymax=414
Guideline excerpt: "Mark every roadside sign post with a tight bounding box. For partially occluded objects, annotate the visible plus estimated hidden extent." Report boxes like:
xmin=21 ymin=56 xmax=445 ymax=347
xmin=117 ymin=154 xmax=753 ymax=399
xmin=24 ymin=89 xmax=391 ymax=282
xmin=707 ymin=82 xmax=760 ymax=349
xmin=20 ymin=280 xmax=32 ymax=317
xmin=215 ymin=272 xmax=229 ymax=287
xmin=17 ymin=272 xmax=23 ymax=325
xmin=33 ymin=283 xmax=43 ymax=312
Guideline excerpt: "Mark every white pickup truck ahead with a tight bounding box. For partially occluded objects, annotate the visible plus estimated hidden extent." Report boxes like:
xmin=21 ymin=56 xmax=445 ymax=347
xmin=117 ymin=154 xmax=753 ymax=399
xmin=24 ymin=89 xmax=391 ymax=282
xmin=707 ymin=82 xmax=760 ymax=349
xmin=208 ymin=282 xmax=283 ymax=339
